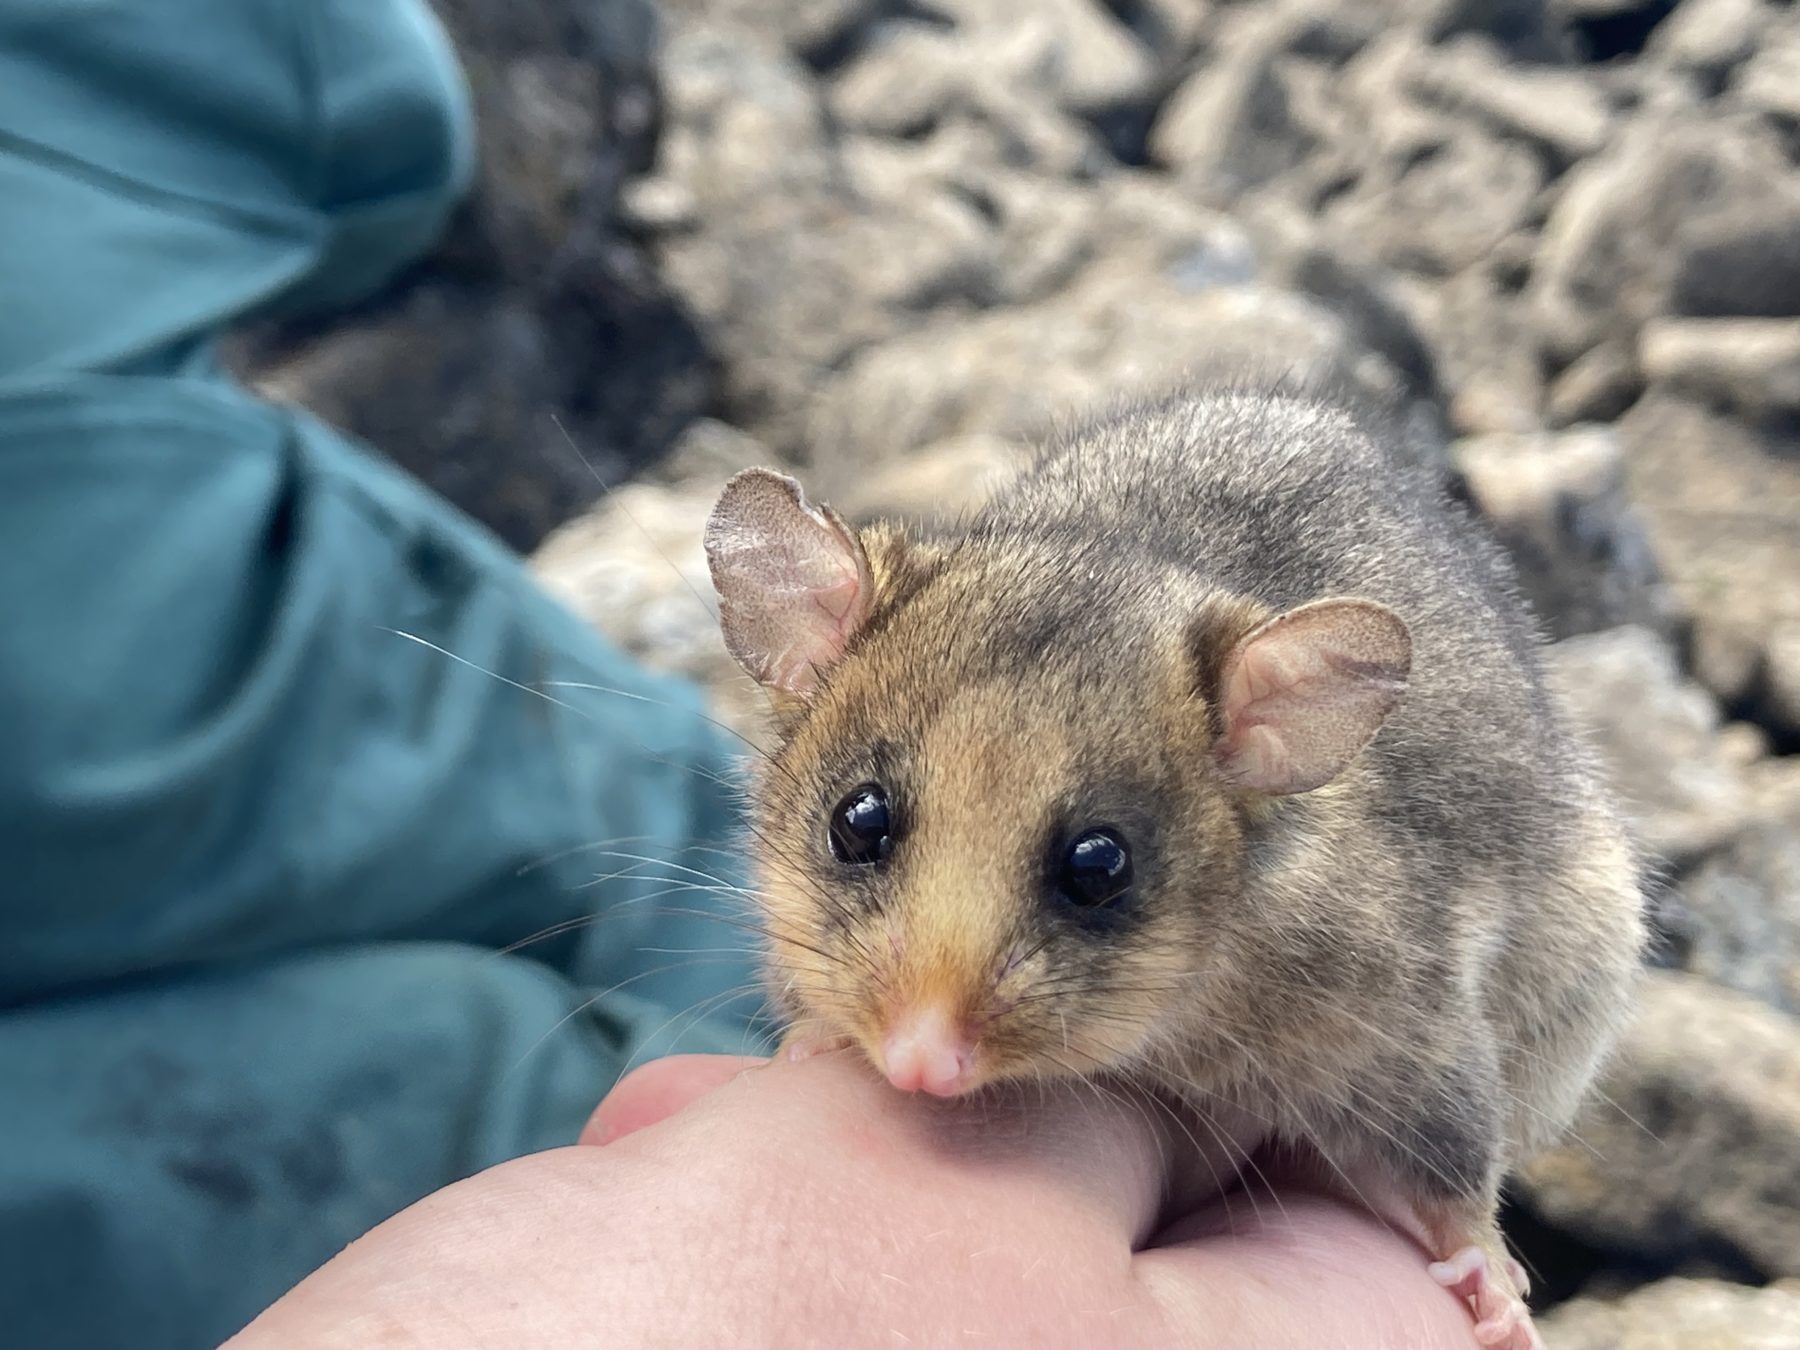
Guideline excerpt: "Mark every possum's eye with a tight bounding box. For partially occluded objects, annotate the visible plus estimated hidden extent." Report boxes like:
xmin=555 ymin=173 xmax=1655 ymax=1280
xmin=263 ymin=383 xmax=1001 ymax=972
xmin=829 ymin=783 xmax=893 ymax=865
xmin=1056 ymin=829 xmax=1133 ymax=909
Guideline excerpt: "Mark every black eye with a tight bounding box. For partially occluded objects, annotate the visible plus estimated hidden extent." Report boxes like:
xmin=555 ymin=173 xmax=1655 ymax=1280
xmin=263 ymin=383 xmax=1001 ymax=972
xmin=1057 ymin=829 xmax=1133 ymax=909
xmin=829 ymin=783 xmax=893 ymax=865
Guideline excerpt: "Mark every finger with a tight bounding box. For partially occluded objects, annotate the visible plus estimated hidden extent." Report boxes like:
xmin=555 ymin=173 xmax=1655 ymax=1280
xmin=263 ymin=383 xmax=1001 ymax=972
xmin=580 ymin=1053 xmax=768 ymax=1146
xmin=729 ymin=1053 xmax=1261 ymax=1251
xmin=1139 ymin=1192 xmax=1481 ymax=1348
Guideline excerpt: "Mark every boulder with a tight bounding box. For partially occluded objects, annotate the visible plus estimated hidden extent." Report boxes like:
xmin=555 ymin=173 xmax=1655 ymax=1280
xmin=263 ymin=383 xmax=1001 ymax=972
xmin=231 ymin=0 xmax=711 ymax=551
xmin=1638 ymin=319 xmax=1800 ymax=421
xmin=1530 ymin=117 xmax=1800 ymax=367
xmin=1545 ymin=627 xmax=1750 ymax=868
xmin=1454 ymin=427 xmax=1673 ymax=639
xmin=1679 ymin=817 xmax=1800 ymax=1017
xmin=1516 ymin=971 xmax=1800 ymax=1281
xmin=1617 ymin=394 xmax=1800 ymax=740
xmin=807 ymin=270 xmax=1402 ymax=469
xmin=1540 ymin=1277 xmax=1800 ymax=1350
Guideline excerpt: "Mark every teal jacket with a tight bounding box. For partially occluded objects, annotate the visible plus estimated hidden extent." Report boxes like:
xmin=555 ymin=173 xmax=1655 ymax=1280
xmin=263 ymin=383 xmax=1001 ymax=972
xmin=0 ymin=4 xmax=762 ymax=1345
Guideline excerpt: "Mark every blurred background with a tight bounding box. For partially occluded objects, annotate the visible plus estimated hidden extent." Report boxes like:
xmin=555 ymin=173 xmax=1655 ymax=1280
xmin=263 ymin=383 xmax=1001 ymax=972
xmin=228 ymin=0 xmax=1800 ymax=1342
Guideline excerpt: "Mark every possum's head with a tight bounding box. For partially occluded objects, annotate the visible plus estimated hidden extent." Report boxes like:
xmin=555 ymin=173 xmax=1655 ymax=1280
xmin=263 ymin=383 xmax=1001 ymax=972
xmin=704 ymin=468 xmax=1411 ymax=1098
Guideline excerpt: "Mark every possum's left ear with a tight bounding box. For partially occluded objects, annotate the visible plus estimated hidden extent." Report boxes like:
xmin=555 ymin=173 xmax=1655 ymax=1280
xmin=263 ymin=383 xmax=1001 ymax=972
xmin=1210 ymin=598 xmax=1411 ymax=795
xmin=704 ymin=468 xmax=875 ymax=697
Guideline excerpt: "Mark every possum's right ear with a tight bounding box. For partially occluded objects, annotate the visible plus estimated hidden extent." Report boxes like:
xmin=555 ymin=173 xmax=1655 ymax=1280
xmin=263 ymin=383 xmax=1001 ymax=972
xmin=1210 ymin=598 xmax=1411 ymax=795
xmin=704 ymin=468 xmax=875 ymax=698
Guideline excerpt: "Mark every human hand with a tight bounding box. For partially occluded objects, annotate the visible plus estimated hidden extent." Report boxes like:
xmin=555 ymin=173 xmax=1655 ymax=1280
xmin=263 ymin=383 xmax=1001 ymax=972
xmin=228 ymin=1051 xmax=1480 ymax=1347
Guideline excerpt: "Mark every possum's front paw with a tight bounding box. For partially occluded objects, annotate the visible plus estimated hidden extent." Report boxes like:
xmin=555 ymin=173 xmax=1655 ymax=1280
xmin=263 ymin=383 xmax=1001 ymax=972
xmin=1428 ymin=1244 xmax=1541 ymax=1350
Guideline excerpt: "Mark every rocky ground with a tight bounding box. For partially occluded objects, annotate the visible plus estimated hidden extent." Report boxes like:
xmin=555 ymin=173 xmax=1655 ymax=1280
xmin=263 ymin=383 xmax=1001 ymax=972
xmin=238 ymin=0 xmax=1800 ymax=1342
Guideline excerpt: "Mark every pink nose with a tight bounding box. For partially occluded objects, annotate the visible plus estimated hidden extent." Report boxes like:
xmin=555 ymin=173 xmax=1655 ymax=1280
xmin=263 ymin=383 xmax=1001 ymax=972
xmin=880 ymin=1006 xmax=975 ymax=1097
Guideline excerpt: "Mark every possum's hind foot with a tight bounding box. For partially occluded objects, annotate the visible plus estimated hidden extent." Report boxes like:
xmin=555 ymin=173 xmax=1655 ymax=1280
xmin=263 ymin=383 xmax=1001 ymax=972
xmin=1428 ymin=1243 xmax=1541 ymax=1350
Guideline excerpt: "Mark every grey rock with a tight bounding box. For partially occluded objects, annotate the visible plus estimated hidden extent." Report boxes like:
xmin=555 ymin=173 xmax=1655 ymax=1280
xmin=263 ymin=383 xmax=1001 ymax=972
xmin=930 ymin=0 xmax=1161 ymax=125
xmin=1667 ymin=199 xmax=1800 ymax=323
xmin=1240 ymin=199 xmax=1442 ymax=404
xmin=655 ymin=116 xmax=999 ymax=453
xmin=1734 ymin=26 xmax=1800 ymax=124
xmin=1409 ymin=34 xmax=1613 ymax=165
xmin=1545 ymin=626 xmax=1749 ymax=867
xmin=1400 ymin=268 xmax=1545 ymax=433
xmin=530 ymin=475 xmax=769 ymax=744
xmin=1618 ymin=394 xmax=1800 ymax=737
xmin=230 ymin=0 xmax=712 ymax=550
xmin=1516 ymin=971 xmax=1800 ymax=1281
xmin=807 ymin=271 xmax=1401 ymax=467
xmin=828 ymin=27 xmax=1106 ymax=177
xmin=655 ymin=28 xmax=837 ymax=208
xmin=829 ymin=1 xmax=1153 ymax=164
xmin=680 ymin=196 xmax=991 ymax=450
xmin=830 ymin=433 xmax=1029 ymax=529
xmin=646 ymin=417 xmax=780 ymax=487
xmin=1454 ymin=427 xmax=1673 ymax=639
xmin=1639 ymin=319 xmax=1800 ymax=419
xmin=659 ymin=0 xmax=898 ymax=64
xmin=1540 ymin=1276 xmax=1800 ymax=1350
xmin=1546 ymin=342 xmax=1643 ymax=427
xmin=1648 ymin=0 xmax=1766 ymax=79
xmin=1150 ymin=18 xmax=1318 ymax=197
xmin=1531 ymin=117 xmax=1800 ymax=367
xmin=1680 ymin=817 xmax=1800 ymax=1016
xmin=1324 ymin=35 xmax=1547 ymax=278
xmin=986 ymin=167 xmax=1258 ymax=306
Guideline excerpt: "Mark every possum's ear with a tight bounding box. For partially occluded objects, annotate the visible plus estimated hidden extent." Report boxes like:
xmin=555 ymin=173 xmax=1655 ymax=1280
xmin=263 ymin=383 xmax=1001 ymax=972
xmin=704 ymin=468 xmax=875 ymax=697
xmin=1211 ymin=598 xmax=1411 ymax=795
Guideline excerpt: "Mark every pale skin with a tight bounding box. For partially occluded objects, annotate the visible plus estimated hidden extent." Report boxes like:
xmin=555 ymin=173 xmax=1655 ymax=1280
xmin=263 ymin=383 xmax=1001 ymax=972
xmin=228 ymin=1051 xmax=1483 ymax=1348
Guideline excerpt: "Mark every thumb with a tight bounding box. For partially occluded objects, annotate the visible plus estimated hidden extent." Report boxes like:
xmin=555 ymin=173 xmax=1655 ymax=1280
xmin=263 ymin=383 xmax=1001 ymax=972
xmin=580 ymin=1053 xmax=768 ymax=1146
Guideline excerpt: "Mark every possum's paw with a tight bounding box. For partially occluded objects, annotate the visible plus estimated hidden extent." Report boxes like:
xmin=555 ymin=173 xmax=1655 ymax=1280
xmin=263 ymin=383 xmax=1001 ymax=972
xmin=1428 ymin=1245 xmax=1542 ymax=1350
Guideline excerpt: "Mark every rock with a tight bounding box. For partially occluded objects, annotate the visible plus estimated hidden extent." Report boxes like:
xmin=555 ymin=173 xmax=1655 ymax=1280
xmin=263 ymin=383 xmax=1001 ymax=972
xmin=1324 ymin=36 xmax=1547 ymax=278
xmin=1516 ymin=971 xmax=1800 ymax=1281
xmin=980 ymin=166 xmax=1258 ymax=306
xmin=646 ymin=417 xmax=780 ymax=487
xmin=1546 ymin=342 xmax=1643 ymax=426
xmin=1679 ymin=818 xmax=1800 ymax=1016
xmin=1242 ymin=200 xmax=1442 ymax=403
xmin=1399 ymin=269 xmax=1545 ymax=433
xmin=1648 ymin=0 xmax=1766 ymax=79
xmin=658 ymin=0 xmax=898 ymax=65
xmin=1667 ymin=200 xmax=1800 ymax=323
xmin=929 ymin=0 xmax=1161 ymax=126
xmin=230 ymin=0 xmax=713 ymax=550
xmin=530 ymin=475 xmax=768 ymax=743
xmin=1639 ymin=319 xmax=1800 ymax=419
xmin=655 ymin=132 xmax=998 ymax=451
xmin=672 ymin=185 xmax=996 ymax=444
xmin=830 ymin=433 xmax=1029 ymax=529
xmin=1617 ymin=394 xmax=1800 ymax=737
xmin=1408 ymin=34 xmax=1613 ymax=165
xmin=828 ymin=5 xmax=1148 ymax=167
xmin=808 ymin=271 xmax=1401 ymax=468
xmin=1545 ymin=627 xmax=1750 ymax=867
xmin=1150 ymin=17 xmax=1318 ymax=198
xmin=1768 ymin=631 xmax=1800 ymax=746
xmin=1734 ymin=26 xmax=1800 ymax=124
xmin=1454 ymin=427 xmax=1673 ymax=639
xmin=1530 ymin=117 xmax=1800 ymax=367
xmin=1554 ymin=0 xmax=1685 ymax=62
xmin=655 ymin=28 xmax=837 ymax=207
xmin=1540 ymin=1276 xmax=1800 ymax=1350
